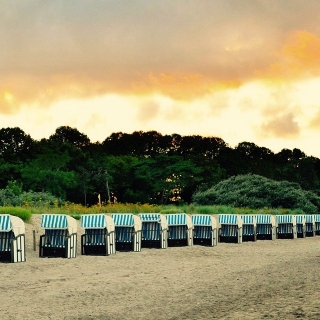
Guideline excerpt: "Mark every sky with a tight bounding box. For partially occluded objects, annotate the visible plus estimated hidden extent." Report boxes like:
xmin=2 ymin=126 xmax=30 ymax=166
xmin=1 ymin=1 xmax=320 ymax=157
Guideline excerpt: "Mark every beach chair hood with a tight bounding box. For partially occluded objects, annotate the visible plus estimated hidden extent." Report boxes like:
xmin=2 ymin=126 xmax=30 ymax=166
xmin=139 ymin=213 xmax=168 ymax=230
xmin=81 ymin=214 xmax=115 ymax=233
xmin=0 ymin=215 xmax=25 ymax=236
xmin=218 ymin=214 xmax=243 ymax=228
xmin=41 ymin=214 xmax=77 ymax=234
xmin=192 ymin=214 xmax=217 ymax=229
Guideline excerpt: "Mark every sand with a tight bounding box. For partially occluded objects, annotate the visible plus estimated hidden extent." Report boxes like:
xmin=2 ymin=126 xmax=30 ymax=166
xmin=1 ymin=214 xmax=320 ymax=320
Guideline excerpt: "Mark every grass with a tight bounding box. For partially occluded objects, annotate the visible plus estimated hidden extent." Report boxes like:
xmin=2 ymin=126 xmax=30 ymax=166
xmin=0 ymin=202 xmax=307 ymax=222
xmin=0 ymin=206 xmax=32 ymax=222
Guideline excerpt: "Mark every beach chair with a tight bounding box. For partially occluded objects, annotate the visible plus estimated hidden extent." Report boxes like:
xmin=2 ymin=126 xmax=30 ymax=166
xmin=0 ymin=215 xmax=26 ymax=263
xmin=192 ymin=214 xmax=217 ymax=247
xmin=295 ymin=215 xmax=306 ymax=238
xmin=304 ymin=215 xmax=315 ymax=237
xmin=111 ymin=214 xmax=142 ymax=251
xmin=241 ymin=215 xmax=257 ymax=242
xmin=80 ymin=214 xmax=116 ymax=255
xmin=39 ymin=214 xmax=77 ymax=258
xmin=276 ymin=215 xmax=297 ymax=239
xmin=166 ymin=213 xmax=193 ymax=247
xmin=139 ymin=213 xmax=168 ymax=249
xmin=218 ymin=214 xmax=242 ymax=244
xmin=256 ymin=215 xmax=277 ymax=240
xmin=314 ymin=215 xmax=320 ymax=235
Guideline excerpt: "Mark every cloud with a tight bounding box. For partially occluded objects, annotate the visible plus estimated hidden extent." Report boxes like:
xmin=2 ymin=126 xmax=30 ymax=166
xmin=257 ymin=31 xmax=320 ymax=81
xmin=136 ymin=100 xmax=161 ymax=123
xmin=309 ymin=108 xmax=320 ymax=130
xmin=258 ymin=113 xmax=300 ymax=138
xmin=2 ymin=1 xmax=320 ymax=114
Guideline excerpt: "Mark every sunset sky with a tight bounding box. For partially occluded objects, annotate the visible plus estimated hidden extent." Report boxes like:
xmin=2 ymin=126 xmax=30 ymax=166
xmin=1 ymin=1 xmax=320 ymax=157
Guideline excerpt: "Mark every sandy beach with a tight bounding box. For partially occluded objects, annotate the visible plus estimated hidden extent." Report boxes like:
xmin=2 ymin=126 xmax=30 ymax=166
xmin=1 ymin=214 xmax=320 ymax=320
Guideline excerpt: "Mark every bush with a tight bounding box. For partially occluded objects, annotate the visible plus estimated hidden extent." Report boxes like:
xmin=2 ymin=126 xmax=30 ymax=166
xmin=0 ymin=207 xmax=32 ymax=222
xmin=192 ymin=174 xmax=320 ymax=214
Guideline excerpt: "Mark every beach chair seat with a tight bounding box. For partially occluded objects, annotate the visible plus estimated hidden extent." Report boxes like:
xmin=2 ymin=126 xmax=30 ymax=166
xmin=166 ymin=213 xmax=193 ymax=247
xmin=0 ymin=215 xmax=26 ymax=263
xmin=256 ymin=215 xmax=277 ymax=240
xmin=112 ymin=214 xmax=142 ymax=252
xmin=276 ymin=215 xmax=297 ymax=239
xmin=241 ymin=215 xmax=257 ymax=242
xmin=218 ymin=214 xmax=242 ymax=244
xmin=139 ymin=214 xmax=168 ymax=249
xmin=39 ymin=214 xmax=77 ymax=258
xmin=192 ymin=214 xmax=217 ymax=247
xmin=81 ymin=214 xmax=115 ymax=255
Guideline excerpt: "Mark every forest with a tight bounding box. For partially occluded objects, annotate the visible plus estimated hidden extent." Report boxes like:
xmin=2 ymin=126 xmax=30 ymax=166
xmin=0 ymin=126 xmax=320 ymax=209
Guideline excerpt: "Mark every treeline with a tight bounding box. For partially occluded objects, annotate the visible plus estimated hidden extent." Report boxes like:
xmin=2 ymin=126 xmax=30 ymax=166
xmin=1 ymin=126 xmax=320 ymax=206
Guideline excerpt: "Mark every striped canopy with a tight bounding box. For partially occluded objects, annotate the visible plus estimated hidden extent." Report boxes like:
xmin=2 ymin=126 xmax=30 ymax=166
xmin=295 ymin=215 xmax=305 ymax=224
xmin=192 ymin=215 xmax=212 ymax=227
xmin=81 ymin=214 xmax=106 ymax=229
xmin=0 ymin=215 xmax=12 ymax=231
xmin=256 ymin=215 xmax=272 ymax=224
xmin=241 ymin=215 xmax=256 ymax=225
xmin=166 ymin=214 xmax=187 ymax=225
xmin=218 ymin=214 xmax=241 ymax=226
xmin=139 ymin=214 xmax=161 ymax=222
xmin=304 ymin=215 xmax=314 ymax=223
xmin=276 ymin=215 xmax=295 ymax=224
xmin=41 ymin=214 xmax=68 ymax=229
xmin=112 ymin=214 xmax=134 ymax=226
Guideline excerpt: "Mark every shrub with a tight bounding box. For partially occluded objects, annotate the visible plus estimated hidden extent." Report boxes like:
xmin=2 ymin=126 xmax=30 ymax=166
xmin=192 ymin=174 xmax=320 ymax=214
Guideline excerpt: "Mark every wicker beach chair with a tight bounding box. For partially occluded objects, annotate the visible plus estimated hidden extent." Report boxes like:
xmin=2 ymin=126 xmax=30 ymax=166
xmin=192 ymin=214 xmax=218 ymax=247
xmin=39 ymin=214 xmax=77 ymax=258
xmin=0 ymin=215 xmax=26 ymax=263
xmin=166 ymin=213 xmax=193 ymax=247
xmin=304 ymin=215 xmax=315 ymax=237
xmin=255 ymin=215 xmax=277 ymax=240
xmin=314 ymin=215 xmax=320 ymax=235
xmin=111 ymin=214 xmax=142 ymax=252
xmin=218 ymin=214 xmax=243 ymax=243
xmin=295 ymin=215 xmax=306 ymax=238
xmin=241 ymin=215 xmax=257 ymax=242
xmin=81 ymin=214 xmax=116 ymax=255
xmin=276 ymin=215 xmax=297 ymax=239
xmin=139 ymin=213 xmax=168 ymax=249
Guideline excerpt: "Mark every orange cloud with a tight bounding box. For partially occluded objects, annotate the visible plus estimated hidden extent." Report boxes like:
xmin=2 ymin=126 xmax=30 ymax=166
xmin=131 ymin=72 xmax=242 ymax=100
xmin=257 ymin=31 xmax=320 ymax=81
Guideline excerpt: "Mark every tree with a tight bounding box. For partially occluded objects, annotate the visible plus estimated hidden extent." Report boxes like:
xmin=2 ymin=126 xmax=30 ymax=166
xmin=49 ymin=126 xmax=91 ymax=148
xmin=0 ymin=127 xmax=35 ymax=161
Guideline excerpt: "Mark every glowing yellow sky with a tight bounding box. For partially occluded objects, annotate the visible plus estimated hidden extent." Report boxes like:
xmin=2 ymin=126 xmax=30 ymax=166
xmin=1 ymin=1 xmax=320 ymax=157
